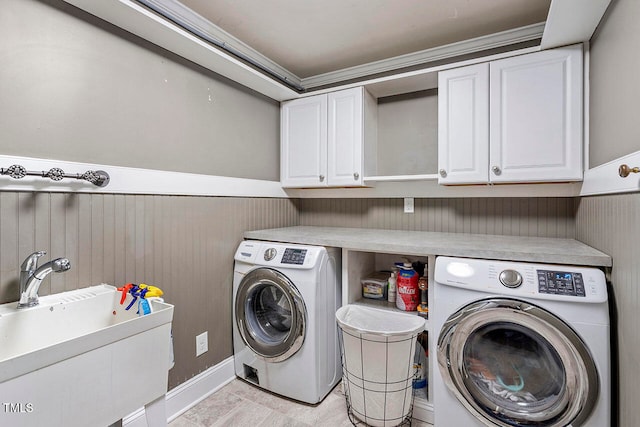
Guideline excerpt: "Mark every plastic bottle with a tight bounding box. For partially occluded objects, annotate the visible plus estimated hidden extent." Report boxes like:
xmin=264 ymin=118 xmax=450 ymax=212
xmin=417 ymin=276 xmax=429 ymax=317
xmin=412 ymin=342 xmax=427 ymax=389
xmin=387 ymin=272 xmax=397 ymax=303
xmin=396 ymin=262 xmax=419 ymax=311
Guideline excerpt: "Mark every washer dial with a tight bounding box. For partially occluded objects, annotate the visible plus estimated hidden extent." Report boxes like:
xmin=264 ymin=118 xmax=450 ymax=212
xmin=499 ymin=269 xmax=523 ymax=288
xmin=263 ymin=248 xmax=277 ymax=261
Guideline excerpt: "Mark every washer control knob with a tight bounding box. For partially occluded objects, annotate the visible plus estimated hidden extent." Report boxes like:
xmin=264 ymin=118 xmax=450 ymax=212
xmin=263 ymin=248 xmax=277 ymax=261
xmin=499 ymin=269 xmax=523 ymax=288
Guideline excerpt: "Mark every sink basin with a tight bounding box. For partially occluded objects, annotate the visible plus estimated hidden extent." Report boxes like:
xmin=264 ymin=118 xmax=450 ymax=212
xmin=0 ymin=284 xmax=174 ymax=426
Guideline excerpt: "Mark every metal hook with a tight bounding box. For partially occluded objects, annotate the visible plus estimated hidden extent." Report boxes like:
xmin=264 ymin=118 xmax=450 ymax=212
xmin=618 ymin=164 xmax=640 ymax=178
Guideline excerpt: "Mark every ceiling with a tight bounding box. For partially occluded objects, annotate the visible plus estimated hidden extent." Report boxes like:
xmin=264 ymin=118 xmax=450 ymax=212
xmin=177 ymin=0 xmax=551 ymax=80
xmin=62 ymin=0 xmax=611 ymax=99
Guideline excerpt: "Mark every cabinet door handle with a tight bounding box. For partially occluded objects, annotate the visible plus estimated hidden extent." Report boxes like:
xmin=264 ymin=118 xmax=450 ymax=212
xmin=492 ymin=166 xmax=502 ymax=175
xmin=439 ymin=169 xmax=447 ymax=178
xmin=353 ymin=172 xmax=359 ymax=180
xmin=319 ymin=175 xmax=325 ymax=182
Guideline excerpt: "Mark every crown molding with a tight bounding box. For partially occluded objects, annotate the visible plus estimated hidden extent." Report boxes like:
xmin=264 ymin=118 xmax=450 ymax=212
xmin=63 ymin=0 xmax=544 ymax=99
xmin=133 ymin=1 xmax=545 ymax=93
xmin=136 ymin=0 xmax=303 ymax=90
xmin=301 ymin=22 xmax=545 ymax=90
xmin=62 ymin=0 xmax=610 ymax=100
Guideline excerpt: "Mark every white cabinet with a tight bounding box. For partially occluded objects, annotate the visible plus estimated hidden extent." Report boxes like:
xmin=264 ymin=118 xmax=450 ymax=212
xmin=438 ymin=44 xmax=584 ymax=185
xmin=280 ymin=87 xmax=376 ymax=188
xmin=490 ymin=45 xmax=583 ymax=183
xmin=438 ymin=63 xmax=490 ymax=184
xmin=280 ymin=95 xmax=327 ymax=187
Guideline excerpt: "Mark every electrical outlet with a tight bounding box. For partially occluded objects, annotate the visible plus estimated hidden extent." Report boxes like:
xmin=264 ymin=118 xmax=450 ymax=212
xmin=196 ymin=331 xmax=208 ymax=357
xmin=404 ymin=197 xmax=414 ymax=213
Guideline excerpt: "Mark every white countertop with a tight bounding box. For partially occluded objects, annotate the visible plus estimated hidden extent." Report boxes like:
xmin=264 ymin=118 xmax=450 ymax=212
xmin=244 ymin=226 xmax=611 ymax=267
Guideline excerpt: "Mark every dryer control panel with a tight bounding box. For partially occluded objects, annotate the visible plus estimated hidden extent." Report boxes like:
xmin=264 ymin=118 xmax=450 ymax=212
xmin=537 ymin=270 xmax=585 ymax=297
xmin=281 ymin=248 xmax=308 ymax=265
xmin=234 ymin=240 xmax=325 ymax=269
xmin=434 ymin=256 xmax=607 ymax=304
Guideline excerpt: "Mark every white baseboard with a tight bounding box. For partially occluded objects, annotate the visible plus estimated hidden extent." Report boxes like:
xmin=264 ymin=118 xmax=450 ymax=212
xmin=413 ymin=398 xmax=434 ymax=424
xmin=123 ymin=356 xmax=235 ymax=427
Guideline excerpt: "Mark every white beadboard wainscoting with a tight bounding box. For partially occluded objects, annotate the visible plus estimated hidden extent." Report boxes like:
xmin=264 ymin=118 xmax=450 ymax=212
xmin=0 ymin=189 xmax=299 ymax=392
xmin=576 ymin=193 xmax=640 ymax=426
xmin=296 ymin=197 xmax=578 ymax=238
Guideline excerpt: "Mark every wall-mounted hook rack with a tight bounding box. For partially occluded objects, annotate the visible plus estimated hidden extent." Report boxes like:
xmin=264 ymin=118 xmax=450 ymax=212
xmin=0 ymin=164 xmax=110 ymax=187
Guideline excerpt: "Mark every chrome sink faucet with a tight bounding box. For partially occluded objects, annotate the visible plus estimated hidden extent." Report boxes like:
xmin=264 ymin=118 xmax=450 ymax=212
xmin=18 ymin=251 xmax=71 ymax=309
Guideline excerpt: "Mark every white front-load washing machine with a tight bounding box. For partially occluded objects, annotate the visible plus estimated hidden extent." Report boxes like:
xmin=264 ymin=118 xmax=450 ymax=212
xmin=232 ymin=240 xmax=342 ymax=404
xmin=432 ymin=256 xmax=610 ymax=427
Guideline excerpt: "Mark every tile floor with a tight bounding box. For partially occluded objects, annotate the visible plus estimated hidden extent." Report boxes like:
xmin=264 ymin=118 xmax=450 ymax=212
xmin=169 ymin=379 xmax=433 ymax=427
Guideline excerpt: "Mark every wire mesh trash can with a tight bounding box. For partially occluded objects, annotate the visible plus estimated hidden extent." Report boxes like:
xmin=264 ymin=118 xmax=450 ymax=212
xmin=336 ymin=305 xmax=426 ymax=427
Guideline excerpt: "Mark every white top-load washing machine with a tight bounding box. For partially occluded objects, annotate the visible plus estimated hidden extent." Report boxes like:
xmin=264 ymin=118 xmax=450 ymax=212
xmin=232 ymin=240 xmax=342 ymax=404
xmin=433 ymin=256 xmax=610 ymax=427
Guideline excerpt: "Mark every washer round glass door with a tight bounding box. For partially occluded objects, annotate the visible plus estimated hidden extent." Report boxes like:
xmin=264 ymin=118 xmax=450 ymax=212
xmin=235 ymin=268 xmax=306 ymax=362
xmin=437 ymin=298 xmax=598 ymax=427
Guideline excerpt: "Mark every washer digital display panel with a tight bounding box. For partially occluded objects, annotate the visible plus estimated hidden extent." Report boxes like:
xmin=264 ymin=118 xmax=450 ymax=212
xmin=537 ymin=270 xmax=585 ymax=297
xmin=282 ymin=248 xmax=307 ymax=265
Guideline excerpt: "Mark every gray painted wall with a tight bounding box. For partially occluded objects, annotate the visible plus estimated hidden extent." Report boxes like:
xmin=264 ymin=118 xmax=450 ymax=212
xmin=588 ymin=0 xmax=640 ymax=167
xmin=578 ymin=0 xmax=640 ymax=424
xmin=0 ymin=0 xmax=280 ymax=181
xmin=377 ymin=90 xmax=439 ymax=176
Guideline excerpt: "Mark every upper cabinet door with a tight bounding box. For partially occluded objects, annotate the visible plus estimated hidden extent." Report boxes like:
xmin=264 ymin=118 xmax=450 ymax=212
xmin=489 ymin=45 xmax=583 ymax=183
xmin=438 ymin=63 xmax=490 ymax=184
xmin=281 ymin=94 xmax=328 ymax=187
xmin=327 ymin=88 xmax=364 ymax=186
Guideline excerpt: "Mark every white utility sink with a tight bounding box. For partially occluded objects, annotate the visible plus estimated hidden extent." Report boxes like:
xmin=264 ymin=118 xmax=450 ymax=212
xmin=0 ymin=284 xmax=174 ymax=427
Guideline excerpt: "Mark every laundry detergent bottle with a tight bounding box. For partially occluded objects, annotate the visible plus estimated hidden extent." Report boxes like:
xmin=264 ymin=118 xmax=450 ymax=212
xmin=396 ymin=262 xmax=419 ymax=311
